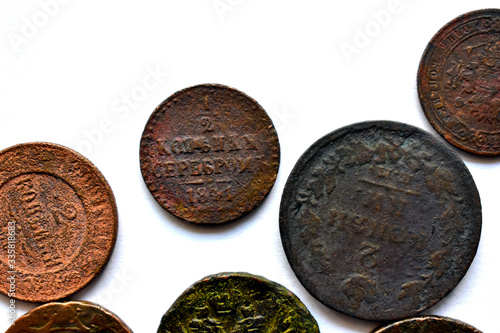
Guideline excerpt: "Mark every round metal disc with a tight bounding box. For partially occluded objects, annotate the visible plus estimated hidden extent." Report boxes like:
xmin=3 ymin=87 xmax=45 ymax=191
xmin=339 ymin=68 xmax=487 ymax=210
xmin=279 ymin=121 xmax=481 ymax=321
xmin=5 ymin=301 xmax=132 ymax=333
xmin=140 ymin=84 xmax=280 ymax=224
xmin=371 ymin=315 xmax=482 ymax=333
xmin=157 ymin=272 xmax=320 ymax=333
xmin=0 ymin=142 xmax=118 ymax=302
xmin=418 ymin=9 xmax=500 ymax=155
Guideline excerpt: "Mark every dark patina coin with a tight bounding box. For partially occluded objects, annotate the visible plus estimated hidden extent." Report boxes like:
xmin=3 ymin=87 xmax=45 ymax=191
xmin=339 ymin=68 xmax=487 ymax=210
xmin=371 ymin=315 xmax=482 ymax=333
xmin=6 ymin=301 xmax=132 ymax=333
xmin=140 ymin=84 xmax=280 ymax=224
xmin=279 ymin=121 xmax=481 ymax=321
xmin=0 ymin=142 xmax=118 ymax=302
xmin=157 ymin=272 xmax=320 ymax=333
xmin=418 ymin=9 xmax=500 ymax=155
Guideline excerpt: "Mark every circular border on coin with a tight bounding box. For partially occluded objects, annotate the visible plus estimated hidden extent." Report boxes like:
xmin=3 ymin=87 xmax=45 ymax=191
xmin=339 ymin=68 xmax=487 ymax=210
xmin=0 ymin=142 xmax=118 ymax=302
xmin=157 ymin=272 xmax=320 ymax=333
xmin=418 ymin=9 xmax=500 ymax=155
xmin=279 ymin=121 xmax=481 ymax=321
xmin=371 ymin=315 xmax=482 ymax=333
xmin=6 ymin=301 xmax=133 ymax=333
xmin=140 ymin=84 xmax=280 ymax=224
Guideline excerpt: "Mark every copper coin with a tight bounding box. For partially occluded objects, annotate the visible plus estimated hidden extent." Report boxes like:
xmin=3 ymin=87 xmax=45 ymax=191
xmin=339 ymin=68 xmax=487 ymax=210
xmin=418 ymin=9 xmax=500 ymax=155
xmin=6 ymin=301 xmax=132 ymax=333
xmin=0 ymin=142 xmax=118 ymax=302
xmin=157 ymin=272 xmax=319 ymax=333
xmin=279 ymin=121 xmax=481 ymax=321
xmin=140 ymin=84 xmax=280 ymax=224
xmin=371 ymin=315 xmax=482 ymax=333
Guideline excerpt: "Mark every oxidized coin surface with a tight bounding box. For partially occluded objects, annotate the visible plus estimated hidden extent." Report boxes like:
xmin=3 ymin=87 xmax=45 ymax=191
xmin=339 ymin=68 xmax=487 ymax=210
xmin=279 ymin=121 xmax=481 ymax=321
xmin=6 ymin=301 xmax=132 ymax=333
xmin=140 ymin=84 xmax=280 ymax=224
xmin=371 ymin=315 xmax=482 ymax=333
xmin=0 ymin=142 xmax=118 ymax=302
xmin=157 ymin=272 xmax=320 ymax=333
xmin=418 ymin=9 xmax=500 ymax=155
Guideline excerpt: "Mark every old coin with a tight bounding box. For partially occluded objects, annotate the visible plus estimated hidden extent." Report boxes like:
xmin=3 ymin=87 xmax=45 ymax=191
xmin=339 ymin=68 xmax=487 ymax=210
xmin=279 ymin=121 xmax=481 ymax=321
xmin=157 ymin=272 xmax=319 ymax=333
xmin=6 ymin=301 xmax=132 ymax=333
xmin=418 ymin=9 xmax=500 ymax=155
xmin=371 ymin=315 xmax=482 ymax=333
xmin=140 ymin=84 xmax=280 ymax=224
xmin=0 ymin=142 xmax=118 ymax=302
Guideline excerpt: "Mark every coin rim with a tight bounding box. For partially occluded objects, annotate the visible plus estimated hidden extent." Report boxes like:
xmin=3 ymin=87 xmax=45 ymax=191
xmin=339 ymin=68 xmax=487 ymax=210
xmin=371 ymin=315 xmax=482 ymax=333
xmin=0 ymin=142 xmax=118 ymax=302
xmin=139 ymin=83 xmax=280 ymax=224
xmin=417 ymin=8 xmax=500 ymax=156
xmin=279 ymin=120 xmax=482 ymax=321
xmin=6 ymin=300 xmax=132 ymax=333
xmin=157 ymin=271 xmax=319 ymax=333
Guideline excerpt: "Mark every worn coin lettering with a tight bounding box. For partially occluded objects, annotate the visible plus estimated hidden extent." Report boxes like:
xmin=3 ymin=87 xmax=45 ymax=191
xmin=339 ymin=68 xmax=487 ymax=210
xmin=418 ymin=9 xmax=500 ymax=155
xmin=0 ymin=142 xmax=118 ymax=302
xmin=140 ymin=84 xmax=280 ymax=224
xmin=279 ymin=121 xmax=481 ymax=321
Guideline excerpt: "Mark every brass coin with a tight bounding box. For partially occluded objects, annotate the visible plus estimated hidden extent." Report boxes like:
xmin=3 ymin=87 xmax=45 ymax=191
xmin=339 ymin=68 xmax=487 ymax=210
xmin=418 ymin=9 xmax=500 ymax=155
xmin=157 ymin=272 xmax=320 ymax=332
xmin=6 ymin=301 xmax=132 ymax=333
xmin=140 ymin=84 xmax=280 ymax=224
xmin=0 ymin=142 xmax=118 ymax=302
xmin=371 ymin=315 xmax=482 ymax=333
xmin=279 ymin=121 xmax=481 ymax=321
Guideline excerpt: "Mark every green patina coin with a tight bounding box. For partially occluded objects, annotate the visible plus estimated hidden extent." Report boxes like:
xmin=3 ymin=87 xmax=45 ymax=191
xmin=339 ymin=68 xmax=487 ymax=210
xmin=371 ymin=315 xmax=482 ymax=333
xmin=157 ymin=272 xmax=320 ymax=333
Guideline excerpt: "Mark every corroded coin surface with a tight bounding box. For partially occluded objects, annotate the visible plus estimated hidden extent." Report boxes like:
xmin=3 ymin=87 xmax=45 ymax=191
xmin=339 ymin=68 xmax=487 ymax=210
xmin=157 ymin=272 xmax=320 ymax=333
xmin=279 ymin=121 xmax=481 ymax=321
xmin=371 ymin=315 xmax=482 ymax=333
xmin=0 ymin=142 xmax=118 ymax=302
xmin=418 ymin=9 xmax=500 ymax=155
xmin=140 ymin=84 xmax=280 ymax=224
xmin=6 ymin=301 xmax=132 ymax=333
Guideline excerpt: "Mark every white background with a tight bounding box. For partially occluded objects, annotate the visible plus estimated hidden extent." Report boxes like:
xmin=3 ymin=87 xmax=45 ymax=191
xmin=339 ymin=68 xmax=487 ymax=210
xmin=0 ymin=1 xmax=499 ymax=332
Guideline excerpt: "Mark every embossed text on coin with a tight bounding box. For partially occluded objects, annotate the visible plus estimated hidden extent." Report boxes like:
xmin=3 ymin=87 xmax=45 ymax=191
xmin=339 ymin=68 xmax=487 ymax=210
xmin=140 ymin=84 xmax=280 ymax=224
xmin=0 ymin=142 xmax=118 ymax=302
xmin=279 ymin=121 xmax=481 ymax=321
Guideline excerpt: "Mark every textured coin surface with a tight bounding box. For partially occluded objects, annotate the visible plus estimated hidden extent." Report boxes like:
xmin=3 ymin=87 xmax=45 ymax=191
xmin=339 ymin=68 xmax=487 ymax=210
xmin=140 ymin=84 xmax=280 ymax=224
xmin=371 ymin=315 xmax=482 ymax=333
xmin=6 ymin=301 xmax=132 ymax=333
xmin=279 ymin=121 xmax=481 ymax=321
xmin=418 ymin=9 xmax=500 ymax=155
xmin=157 ymin=272 xmax=320 ymax=333
xmin=0 ymin=142 xmax=118 ymax=302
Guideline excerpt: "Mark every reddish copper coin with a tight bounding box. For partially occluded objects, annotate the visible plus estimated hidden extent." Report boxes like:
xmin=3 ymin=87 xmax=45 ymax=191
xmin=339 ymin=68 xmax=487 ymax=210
xmin=140 ymin=84 xmax=280 ymax=224
xmin=6 ymin=301 xmax=132 ymax=333
xmin=0 ymin=142 xmax=118 ymax=302
xmin=371 ymin=315 xmax=482 ymax=333
xmin=418 ymin=9 xmax=500 ymax=155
